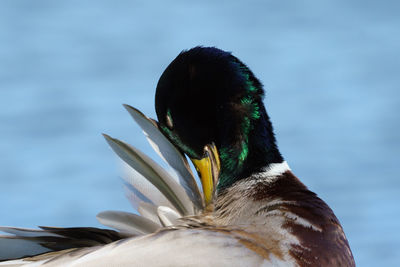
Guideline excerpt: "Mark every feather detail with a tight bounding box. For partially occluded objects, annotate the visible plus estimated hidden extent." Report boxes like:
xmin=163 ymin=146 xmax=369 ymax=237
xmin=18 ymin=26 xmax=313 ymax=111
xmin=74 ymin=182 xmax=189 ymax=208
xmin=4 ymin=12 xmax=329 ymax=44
xmin=157 ymin=206 xmax=181 ymax=227
xmin=103 ymin=134 xmax=194 ymax=215
xmin=121 ymin=161 xmax=172 ymax=209
xmin=123 ymin=104 xmax=203 ymax=210
xmin=137 ymin=202 xmax=163 ymax=225
xmin=96 ymin=211 xmax=160 ymax=235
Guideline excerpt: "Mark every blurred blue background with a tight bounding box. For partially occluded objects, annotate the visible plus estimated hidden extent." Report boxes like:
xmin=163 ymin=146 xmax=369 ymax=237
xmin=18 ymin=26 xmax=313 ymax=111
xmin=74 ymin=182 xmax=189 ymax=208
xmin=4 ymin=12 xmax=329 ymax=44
xmin=0 ymin=0 xmax=399 ymax=265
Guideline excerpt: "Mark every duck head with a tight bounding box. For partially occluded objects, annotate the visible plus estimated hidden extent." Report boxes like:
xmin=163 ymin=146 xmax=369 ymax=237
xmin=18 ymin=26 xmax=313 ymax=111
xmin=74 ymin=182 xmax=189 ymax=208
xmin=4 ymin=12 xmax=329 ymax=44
xmin=155 ymin=47 xmax=283 ymax=204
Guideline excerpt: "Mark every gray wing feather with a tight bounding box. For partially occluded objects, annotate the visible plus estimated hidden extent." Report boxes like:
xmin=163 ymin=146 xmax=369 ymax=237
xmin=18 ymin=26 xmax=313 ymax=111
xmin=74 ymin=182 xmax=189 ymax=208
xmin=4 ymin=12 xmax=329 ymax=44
xmin=123 ymin=104 xmax=203 ymax=210
xmin=103 ymin=134 xmax=194 ymax=215
xmin=96 ymin=211 xmax=160 ymax=235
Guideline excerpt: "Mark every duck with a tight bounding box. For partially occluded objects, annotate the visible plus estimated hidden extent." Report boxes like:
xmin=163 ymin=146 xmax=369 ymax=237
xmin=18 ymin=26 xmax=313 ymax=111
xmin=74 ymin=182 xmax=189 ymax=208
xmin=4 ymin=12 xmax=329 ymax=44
xmin=0 ymin=46 xmax=355 ymax=266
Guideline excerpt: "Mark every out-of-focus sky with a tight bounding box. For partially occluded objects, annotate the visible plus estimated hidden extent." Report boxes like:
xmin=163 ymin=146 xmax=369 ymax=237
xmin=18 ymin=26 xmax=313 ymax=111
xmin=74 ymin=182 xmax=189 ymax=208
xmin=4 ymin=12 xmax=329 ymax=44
xmin=0 ymin=1 xmax=399 ymax=266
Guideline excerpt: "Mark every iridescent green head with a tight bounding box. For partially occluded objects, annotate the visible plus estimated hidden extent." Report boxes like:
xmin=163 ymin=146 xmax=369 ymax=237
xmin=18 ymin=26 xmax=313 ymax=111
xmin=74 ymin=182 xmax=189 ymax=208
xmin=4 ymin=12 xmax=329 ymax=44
xmin=155 ymin=47 xmax=283 ymax=191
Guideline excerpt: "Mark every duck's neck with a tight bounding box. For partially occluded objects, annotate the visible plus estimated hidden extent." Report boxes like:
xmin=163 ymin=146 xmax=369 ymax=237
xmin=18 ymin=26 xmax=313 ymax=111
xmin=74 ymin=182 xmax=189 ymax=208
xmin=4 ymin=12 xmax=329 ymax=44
xmin=217 ymin=104 xmax=284 ymax=191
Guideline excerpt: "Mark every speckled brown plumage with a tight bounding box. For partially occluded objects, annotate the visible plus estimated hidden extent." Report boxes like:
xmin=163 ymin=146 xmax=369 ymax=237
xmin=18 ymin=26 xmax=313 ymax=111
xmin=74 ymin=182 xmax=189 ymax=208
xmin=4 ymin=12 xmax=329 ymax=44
xmin=177 ymin=170 xmax=355 ymax=266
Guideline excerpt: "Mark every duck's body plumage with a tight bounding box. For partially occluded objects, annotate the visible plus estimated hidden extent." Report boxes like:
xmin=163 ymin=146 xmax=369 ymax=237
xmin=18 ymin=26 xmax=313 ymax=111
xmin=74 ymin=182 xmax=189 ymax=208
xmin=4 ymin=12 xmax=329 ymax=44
xmin=0 ymin=47 xmax=355 ymax=266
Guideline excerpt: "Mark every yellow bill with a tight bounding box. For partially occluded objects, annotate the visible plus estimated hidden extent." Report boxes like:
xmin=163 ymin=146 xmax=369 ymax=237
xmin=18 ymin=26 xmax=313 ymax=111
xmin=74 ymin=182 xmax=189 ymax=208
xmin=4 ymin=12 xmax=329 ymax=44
xmin=190 ymin=144 xmax=220 ymax=206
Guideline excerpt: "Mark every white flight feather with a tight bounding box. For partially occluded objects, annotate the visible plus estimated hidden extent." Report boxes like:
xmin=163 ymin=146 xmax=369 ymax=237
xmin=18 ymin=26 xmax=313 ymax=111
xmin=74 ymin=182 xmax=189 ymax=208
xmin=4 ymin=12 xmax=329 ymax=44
xmin=157 ymin=206 xmax=181 ymax=226
xmin=123 ymin=104 xmax=203 ymax=210
xmin=103 ymin=134 xmax=194 ymax=215
xmin=121 ymin=160 xmax=173 ymax=210
xmin=137 ymin=202 xmax=163 ymax=225
xmin=96 ymin=211 xmax=160 ymax=235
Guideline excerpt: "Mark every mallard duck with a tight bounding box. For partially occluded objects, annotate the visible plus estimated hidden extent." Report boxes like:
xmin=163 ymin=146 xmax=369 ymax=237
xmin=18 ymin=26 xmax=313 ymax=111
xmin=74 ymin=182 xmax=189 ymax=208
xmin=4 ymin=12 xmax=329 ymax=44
xmin=0 ymin=47 xmax=355 ymax=266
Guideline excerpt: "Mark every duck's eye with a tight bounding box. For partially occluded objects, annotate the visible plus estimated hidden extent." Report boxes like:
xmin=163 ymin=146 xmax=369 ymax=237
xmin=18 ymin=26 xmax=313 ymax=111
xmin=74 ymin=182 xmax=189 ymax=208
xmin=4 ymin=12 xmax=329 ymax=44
xmin=166 ymin=110 xmax=174 ymax=129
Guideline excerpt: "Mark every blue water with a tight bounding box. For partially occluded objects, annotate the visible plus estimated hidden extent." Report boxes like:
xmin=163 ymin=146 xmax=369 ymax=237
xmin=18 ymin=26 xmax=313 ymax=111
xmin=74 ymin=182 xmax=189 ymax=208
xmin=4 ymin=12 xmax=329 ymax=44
xmin=0 ymin=1 xmax=399 ymax=266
